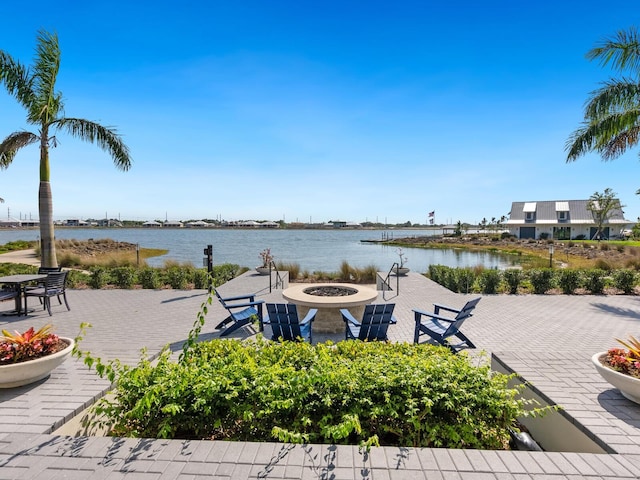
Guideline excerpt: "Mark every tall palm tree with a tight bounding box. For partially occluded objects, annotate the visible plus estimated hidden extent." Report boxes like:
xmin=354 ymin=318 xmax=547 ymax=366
xmin=0 ymin=30 xmax=132 ymax=267
xmin=566 ymin=27 xmax=640 ymax=163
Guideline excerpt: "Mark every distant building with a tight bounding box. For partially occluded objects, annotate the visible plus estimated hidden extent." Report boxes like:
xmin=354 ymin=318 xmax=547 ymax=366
xmin=142 ymin=221 xmax=162 ymax=228
xmin=506 ymin=199 xmax=630 ymax=240
xmin=97 ymin=219 xmax=123 ymax=227
xmin=163 ymin=220 xmax=183 ymax=228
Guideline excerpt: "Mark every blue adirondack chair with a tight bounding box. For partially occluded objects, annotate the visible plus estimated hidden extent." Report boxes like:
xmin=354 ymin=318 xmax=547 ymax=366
xmin=265 ymin=303 xmax=317 ymax=343
xmin=413 ymin=298 xmax=481 ymax=352
xmin=341 ymin=304 xmax=397 ymax=341
xmin=214 ymin=289 xmax=264 ymax=337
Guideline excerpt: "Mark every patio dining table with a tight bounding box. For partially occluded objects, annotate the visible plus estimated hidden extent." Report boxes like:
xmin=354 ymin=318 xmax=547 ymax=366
xmin=0 ymin=274 xmax=47 ymax=316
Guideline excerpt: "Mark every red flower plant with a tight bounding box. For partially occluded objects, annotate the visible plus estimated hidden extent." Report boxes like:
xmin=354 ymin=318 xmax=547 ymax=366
xmin=604 ymin=336 xmax=640 ymax=379
xmin=0 ymin=325 xmax=62 ymax=365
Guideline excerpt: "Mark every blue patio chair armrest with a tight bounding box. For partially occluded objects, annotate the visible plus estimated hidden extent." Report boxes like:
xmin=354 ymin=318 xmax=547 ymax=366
xmin=432 ymin=303 xmax=461 ymax=315
xmin=219 ymin=293 xmax=256 ymax=303
xmin=340 ymin=308 xmax=361 ymax=327
xmin=390 ymin=315 xmax=398 ymax=324
xmin=300 ymin=308 xmax=318 ymax=325
xmin=413 ymin=309 xmax=456 ymax=324
xmin=226 ymin=300 xmax=264 ymax=310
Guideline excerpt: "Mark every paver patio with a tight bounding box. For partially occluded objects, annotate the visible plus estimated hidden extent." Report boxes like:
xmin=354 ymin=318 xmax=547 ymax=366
xmin=0 ymin=271 xmax=639 ymax=478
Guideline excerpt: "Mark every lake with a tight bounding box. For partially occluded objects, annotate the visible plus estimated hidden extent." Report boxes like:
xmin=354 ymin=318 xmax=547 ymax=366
xmin=0 ymin=228 xmax=521 ymax=272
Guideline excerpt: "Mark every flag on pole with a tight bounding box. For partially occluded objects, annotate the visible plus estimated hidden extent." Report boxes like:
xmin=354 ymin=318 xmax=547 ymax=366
xmin=429 ymin=218 xmax=434 ymax=225
xmin=428 ymin=211 xmax=435 ymax=217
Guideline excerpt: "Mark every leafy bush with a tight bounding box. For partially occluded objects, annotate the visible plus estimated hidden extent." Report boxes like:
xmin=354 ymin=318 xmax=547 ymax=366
xmin=138 ymin=267 xmax=161 ymax=289
xmin=89 ymin=267 xmax=109 ymax=289
xmin=613 ymin=269 xmax=637 ymax=294
xmin=112 ymin=266 xmax=136 ymax=289
xmin=528 ymin=269 xmax=554 ymax=294
xmin=64 ymin=269 xmax=89 ymax=288
xmin=584 ymin=269 xmax=606 ymax=294
xmin=165 ymin=266 xmax=189 ymax=289
xmin=503 ymin=269 xmax=524 ymax=294
xmin=192 ymin=269 xmax=209 ymax=290
xmin=74 ymin=308 xmax=542 ymax=450
xmin=479 ymin=269 xmax=501 ymax=294
xmin=558 ymin=269 xmax=581 ymax=294
xmin=454 ymin=268 xmax=476 ymax=293
xmin=211 ymin=263 xmax=245 ymax=287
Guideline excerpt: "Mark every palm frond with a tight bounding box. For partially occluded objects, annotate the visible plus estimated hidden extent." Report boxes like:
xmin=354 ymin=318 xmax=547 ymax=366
xmin=0 ymin=52 xmax=36 ymax=111
xmin=29 ymin=29 xmax=62 ymax=124
xmin=54 ymin=118 xmax=132 ymax=171
xmin=584 ymin=79 xmax=640 ymax=119
xmin=0 ymin=131 xmax=38 ymax=168
xmin=600 ymin=125 xmax=640 ymax=160
xmin=586 ymin=26 xmax=640 ymax=76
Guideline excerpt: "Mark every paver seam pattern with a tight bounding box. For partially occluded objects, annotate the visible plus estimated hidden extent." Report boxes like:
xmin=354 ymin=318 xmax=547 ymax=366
xmin=0 ymin=271 xmax=640 ymax=478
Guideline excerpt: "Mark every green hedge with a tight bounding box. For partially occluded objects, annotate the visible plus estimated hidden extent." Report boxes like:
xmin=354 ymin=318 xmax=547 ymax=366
xmin=77 ymin=335 xmax=536 ymax=449
xmin=0 ymin=263 xmax=245 ymax=290
xmin=426 ymin=265 xmax=639 ymax=294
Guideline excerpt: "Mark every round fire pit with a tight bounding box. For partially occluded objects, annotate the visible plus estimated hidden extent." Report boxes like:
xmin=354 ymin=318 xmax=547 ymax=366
xmin=282 ymin=283 xmax=378 ymax=333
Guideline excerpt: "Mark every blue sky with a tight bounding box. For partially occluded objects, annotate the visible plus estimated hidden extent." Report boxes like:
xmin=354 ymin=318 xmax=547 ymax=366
xmin=0 ymin=1 xmax=639 ymax=225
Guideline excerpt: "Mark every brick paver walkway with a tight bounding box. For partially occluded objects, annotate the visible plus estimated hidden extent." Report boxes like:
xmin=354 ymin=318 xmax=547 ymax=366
xmin=0 ymin=271 xmax=639 ymax=478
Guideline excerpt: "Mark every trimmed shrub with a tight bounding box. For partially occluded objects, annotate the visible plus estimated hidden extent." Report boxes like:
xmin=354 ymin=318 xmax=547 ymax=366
xmin=613 ymin=269 xmax=637 ymax=294
xmin=112 ymin=266 xmax=136 ymax=289
xmin=78 ymin=334 xmax=539 ymax=449
xmin=89 ymin=267 xmax=109 ymax=289
xmin=65 ymin=269 xmax=90 ymax=288
xmin=528 ymin=269 xmax=554 ymax=294
xmin=192 ymin=269 xmax=209 ymax=290
xmin=558 ymin=269 xmax=581 ymax=294
xmin=165 ymin=267 xmax=189 ymax=289
xmin=584 ymin=269 xmax=606 ymax=294
xmin=503 ymin=269 xmax=524 ymax=294
xmin=138 ymin=267 xmax=161 ymax=289
xmin=479 ymin=269 xmax=501 ymax=294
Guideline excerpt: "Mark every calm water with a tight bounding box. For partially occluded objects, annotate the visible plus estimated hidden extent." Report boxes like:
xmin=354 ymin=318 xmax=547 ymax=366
xmin=0 ymin=228 xmax=520 ymax=272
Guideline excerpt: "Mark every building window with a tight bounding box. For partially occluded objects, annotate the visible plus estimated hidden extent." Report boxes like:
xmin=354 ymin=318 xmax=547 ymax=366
xmin=558 ymin=211 xmax=567 ymax=221
xmin=525 ymin=212 xmax=534 ymax=221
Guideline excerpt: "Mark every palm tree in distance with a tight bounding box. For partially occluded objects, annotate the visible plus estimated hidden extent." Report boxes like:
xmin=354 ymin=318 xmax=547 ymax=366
xmin=0 ymin=30 xmax=131 ymax=267
xmin=566 ymin=27 xmax=640 ymax=165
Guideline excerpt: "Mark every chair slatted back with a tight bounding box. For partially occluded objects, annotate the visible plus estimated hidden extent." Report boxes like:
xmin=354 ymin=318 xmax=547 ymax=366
xmin=359 ymin=304 xmax=395 ymax=341
xmin=45 ymin=271 xmax=67 ymax=292
xmin=214 ymin=289 xmax=228 ymax=308
xmin=38 ymin=266 xmax=62 ymax=275
xmin=442 ymin=310 xmax=473 ymax=339
xmin=266 ymin=303 xmax=303 ymax=341
xmin=459 ymin=298 xmax=481 ymax=315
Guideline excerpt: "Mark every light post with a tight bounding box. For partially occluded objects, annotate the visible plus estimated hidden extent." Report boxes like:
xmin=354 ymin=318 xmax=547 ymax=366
xmin=549 ymin=244 xmax=554 ymax=268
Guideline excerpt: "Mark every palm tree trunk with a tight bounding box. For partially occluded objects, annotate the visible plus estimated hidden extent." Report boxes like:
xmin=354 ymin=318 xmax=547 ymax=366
xmin=38 ymin=181 xmax=57 ymax=268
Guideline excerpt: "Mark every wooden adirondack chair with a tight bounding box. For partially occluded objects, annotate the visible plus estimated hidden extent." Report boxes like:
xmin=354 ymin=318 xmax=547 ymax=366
xmin=413 ymin=298 xmax=480 ymax=352
xmin=214 ymin=289 xmax=264 ymax=337
xmin=341 ymin=304 xmax=397 ymax=341
xmin=265 ymin=303 xmax=316 ymax=343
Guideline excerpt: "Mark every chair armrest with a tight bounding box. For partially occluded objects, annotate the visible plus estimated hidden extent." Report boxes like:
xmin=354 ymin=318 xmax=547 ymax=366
xmin=226 ymin=300 xmax=264 ymax=310
xmin=219 ymin=293 xmax=256 ymax=303
xmin=413 ymin=309 xmax=457 ymax=324
xmin=340 ymin=309 xmax=361 ymax=326
xmin=433 ymin=303 xmax=460 ymax=315
xmin=390 ymin=315 xmax=398 ymax=324
xmin=300 ymin=308 xmax=318 ymax=325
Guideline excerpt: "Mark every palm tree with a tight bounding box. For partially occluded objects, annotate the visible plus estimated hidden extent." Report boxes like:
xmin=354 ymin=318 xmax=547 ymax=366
xmin=566 ymin=27 xmax=640 ymax=163
xmin=0 ymin=30 xmax=131 ymax=267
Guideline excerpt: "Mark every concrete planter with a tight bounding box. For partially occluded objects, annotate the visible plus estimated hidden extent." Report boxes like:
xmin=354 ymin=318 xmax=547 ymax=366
xmin=0 ymin=337 xmax=74 ymax=388
xmin=592 ymin=351 xmax=640 ymax=404
xmin=255 ymin=267 xmax=271 ymax=275
xmin=392 ymin=267 xmax=410 ymax=276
